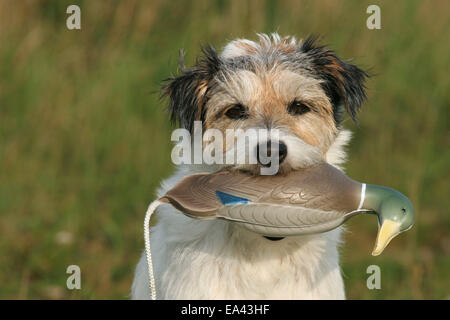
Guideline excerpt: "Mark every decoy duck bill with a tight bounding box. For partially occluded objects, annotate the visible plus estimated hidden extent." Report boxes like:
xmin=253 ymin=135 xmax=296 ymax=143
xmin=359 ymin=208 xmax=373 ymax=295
xmin=372 ymin=219 xmax=401 ymax=256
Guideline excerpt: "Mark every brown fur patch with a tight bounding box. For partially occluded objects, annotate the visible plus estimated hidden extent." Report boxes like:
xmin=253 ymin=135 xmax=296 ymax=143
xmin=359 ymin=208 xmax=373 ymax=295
xmin=196 ymin=80 xmax=209 ymax=120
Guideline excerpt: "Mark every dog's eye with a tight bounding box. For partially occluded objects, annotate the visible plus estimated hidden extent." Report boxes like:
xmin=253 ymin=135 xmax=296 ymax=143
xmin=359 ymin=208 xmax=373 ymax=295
xmin=225 ymin=104 xmax=248 ymax=119
xmin=287 ymin=100 xmax=311 ymax=116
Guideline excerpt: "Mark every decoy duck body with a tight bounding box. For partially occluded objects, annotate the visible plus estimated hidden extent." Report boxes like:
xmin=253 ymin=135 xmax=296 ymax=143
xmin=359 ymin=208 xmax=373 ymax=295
xmin=159 ymin=162 xmax=414 ymax=256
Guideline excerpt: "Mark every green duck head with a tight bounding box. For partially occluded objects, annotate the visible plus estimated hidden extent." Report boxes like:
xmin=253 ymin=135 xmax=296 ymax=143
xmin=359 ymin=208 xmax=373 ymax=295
xmin=363 ymin=185 xmax=415 ymax=256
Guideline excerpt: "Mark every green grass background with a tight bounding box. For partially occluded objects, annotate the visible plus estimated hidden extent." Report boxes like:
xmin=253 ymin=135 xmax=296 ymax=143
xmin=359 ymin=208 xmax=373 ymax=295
xmin=0 ymin=0 xmax=448 ymax=299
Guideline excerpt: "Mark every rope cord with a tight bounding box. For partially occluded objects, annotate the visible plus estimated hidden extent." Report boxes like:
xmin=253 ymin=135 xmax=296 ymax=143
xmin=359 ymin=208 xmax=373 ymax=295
xmin=144 ymin=199 xmax=162 ymax=300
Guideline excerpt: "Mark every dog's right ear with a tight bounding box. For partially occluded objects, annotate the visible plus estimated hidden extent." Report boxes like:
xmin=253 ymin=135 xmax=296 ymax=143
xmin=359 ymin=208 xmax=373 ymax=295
xmin=162 ymin=46 xmax=221 ymax=133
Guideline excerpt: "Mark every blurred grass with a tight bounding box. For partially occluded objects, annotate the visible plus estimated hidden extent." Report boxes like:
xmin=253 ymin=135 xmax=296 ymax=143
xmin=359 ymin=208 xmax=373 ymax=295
xmin=0 ymin=0 xmax=448 ymax=299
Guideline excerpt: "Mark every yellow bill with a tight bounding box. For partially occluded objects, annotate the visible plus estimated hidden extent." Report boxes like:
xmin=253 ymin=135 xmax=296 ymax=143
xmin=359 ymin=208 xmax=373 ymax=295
xmin=372 ymin=219 xmax=402 ymax=256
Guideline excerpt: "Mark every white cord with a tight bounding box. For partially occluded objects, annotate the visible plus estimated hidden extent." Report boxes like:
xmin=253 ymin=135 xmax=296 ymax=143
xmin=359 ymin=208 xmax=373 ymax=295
xmin=144 ymin=199 xmax=162 ymax=300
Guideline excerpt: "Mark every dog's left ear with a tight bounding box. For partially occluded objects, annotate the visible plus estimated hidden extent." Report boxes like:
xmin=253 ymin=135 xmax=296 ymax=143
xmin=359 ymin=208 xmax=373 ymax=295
xmin=162 ymin=46 xmax=221 ymax=132
xmin=301 ymin=36 xmax=369 ymax=123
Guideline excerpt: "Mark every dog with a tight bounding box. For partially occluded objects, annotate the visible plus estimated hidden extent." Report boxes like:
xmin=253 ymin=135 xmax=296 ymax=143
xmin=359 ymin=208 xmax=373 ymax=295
xmin=131 ymin=33 xmax=368 ymax=299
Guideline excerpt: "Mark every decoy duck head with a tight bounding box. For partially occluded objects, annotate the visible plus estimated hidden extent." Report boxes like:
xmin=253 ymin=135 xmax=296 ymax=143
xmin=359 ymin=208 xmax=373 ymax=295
xmin=364 ymin=185 xmax=415 ymax=256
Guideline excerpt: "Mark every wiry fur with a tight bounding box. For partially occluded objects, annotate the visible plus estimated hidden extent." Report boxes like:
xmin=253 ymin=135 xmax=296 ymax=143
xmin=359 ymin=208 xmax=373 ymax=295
xmin=132 ymin=34 xmax=368 ymax=299
xmin=131 ymin=130 xmax=350 ymax=299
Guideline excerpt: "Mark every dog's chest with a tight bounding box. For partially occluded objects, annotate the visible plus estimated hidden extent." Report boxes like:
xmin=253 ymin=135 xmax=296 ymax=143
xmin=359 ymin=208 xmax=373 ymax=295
xmin=154 ymin=204 xmax=345 ymax=299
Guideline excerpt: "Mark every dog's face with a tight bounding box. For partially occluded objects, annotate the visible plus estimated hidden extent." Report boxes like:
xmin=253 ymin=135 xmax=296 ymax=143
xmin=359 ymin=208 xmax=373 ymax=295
xmin=164 ymin=34 xmax=367 ymax=174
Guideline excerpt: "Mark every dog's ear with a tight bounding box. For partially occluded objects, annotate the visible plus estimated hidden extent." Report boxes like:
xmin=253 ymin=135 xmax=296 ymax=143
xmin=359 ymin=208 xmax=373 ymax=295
xmin=300 ymin=36 xmax=368 ymax=124
xmin=162 ymin=46 xmax=221 ymax=132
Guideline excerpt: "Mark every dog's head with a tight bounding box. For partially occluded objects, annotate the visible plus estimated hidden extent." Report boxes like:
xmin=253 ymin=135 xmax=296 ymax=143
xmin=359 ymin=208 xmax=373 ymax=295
xmin=163 ymin=34 xmax=368 ymax=174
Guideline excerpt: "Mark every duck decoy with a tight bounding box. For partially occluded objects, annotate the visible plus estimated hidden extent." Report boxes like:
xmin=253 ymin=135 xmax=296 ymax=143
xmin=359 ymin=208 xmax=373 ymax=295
xmin=158 ymin=162 xmax=414 ymax=255
xmin=143 ymin=162 xmax=414 ymax=299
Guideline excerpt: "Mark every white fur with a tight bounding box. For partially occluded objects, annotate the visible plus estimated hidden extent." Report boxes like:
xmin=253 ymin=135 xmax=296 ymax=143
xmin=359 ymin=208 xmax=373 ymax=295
xmin=131 ymin=130 xmax=352 ymax=300
xmin=221 ymin=33 xmax=298 ymax=60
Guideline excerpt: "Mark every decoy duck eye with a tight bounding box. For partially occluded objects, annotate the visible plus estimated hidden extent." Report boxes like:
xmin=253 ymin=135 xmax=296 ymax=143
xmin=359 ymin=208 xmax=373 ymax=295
xmin=401 ymin=208 xmax=407 ymax=214
xmin=225 ymin=104 xmax=248 ymax=119
xmin=287 ymin=100 xmax=311 ymax=116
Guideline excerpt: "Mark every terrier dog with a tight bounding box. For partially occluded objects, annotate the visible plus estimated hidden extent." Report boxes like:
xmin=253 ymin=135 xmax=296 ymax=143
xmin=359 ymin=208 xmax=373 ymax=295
xmin=131 ymin=33 xmax=368 ymax=299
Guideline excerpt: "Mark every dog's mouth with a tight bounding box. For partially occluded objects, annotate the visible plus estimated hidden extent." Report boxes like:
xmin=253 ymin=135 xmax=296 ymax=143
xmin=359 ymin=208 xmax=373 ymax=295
xmin=264 ymin=236 xmax=285 ymax=241
xmin=226 ymin=165 xmax=293 ymax=177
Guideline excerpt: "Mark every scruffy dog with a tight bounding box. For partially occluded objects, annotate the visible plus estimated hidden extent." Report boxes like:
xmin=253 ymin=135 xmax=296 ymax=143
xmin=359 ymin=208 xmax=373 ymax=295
xmin=131 ymin=33 xmax=368 ymax=299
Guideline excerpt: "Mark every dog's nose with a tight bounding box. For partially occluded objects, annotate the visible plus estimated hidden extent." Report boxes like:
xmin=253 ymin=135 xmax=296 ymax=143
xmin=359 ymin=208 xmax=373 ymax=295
xmin=256 ymin=140 xmax=288 ymax=166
